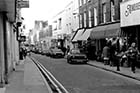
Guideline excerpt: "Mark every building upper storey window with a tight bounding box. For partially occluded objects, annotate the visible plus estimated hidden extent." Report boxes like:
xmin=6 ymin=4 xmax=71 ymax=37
xmin=58 ymin=18 xmax=62 ymax=30
xmin=83 ymin=0 xmax=86 ymax=4
xmin=87 ymin=0 xmax=91 ymax=2
xmin=111 ymin=0 xmax=115 ymax=22
xmin=88 ymin=9 xmax=92 ymax=27
xmin=94 ymin=7 xmax=97 ymax=26
xmin=102 ymin=3 xmax=106 ymax=23
xmin=79 ymin=0 xmax=82 ymax=6
xmin=84 ymin=12 xmax=87 ymax=27
xmin=79 ymin=14 xmax=82 ymax=28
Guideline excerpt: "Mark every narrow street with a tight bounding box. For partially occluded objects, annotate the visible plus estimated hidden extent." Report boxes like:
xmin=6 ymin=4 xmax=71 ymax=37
xmin=32 ymin=54 xmax=140 ymax=93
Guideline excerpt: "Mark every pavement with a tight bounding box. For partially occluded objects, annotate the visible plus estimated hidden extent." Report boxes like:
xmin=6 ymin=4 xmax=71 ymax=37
xmin=0 ymin=57 xmax=52 ymax=93
xmin=88 ymin=60 xmax=140 ymax=81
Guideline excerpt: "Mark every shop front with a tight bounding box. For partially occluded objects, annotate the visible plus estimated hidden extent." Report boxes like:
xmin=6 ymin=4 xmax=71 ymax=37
xmin=90 ymin=22 xmax=121 ymax=55
xmin=71 ymin=23 xmax=121 ymax=60
xmin=120 ymin=0 xmax=140 ymax=51
xmin=71 ymin=29 xmax=85 ymax=48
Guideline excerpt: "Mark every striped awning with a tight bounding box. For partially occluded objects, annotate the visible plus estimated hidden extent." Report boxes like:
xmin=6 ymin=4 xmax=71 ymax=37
xmin=77 ymin=29 xmax=92 ymax=41
xmin=90 ymin=23 xmax=121 ymax=39
xmin=72 ymin=29 xmax=85 ymax=42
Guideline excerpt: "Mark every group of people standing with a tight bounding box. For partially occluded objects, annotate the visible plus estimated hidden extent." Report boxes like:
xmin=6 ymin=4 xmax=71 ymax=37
xmin=102 ymin=38 xmax=139 ymax=73
xmin=20 ymin=46 xmax=30 ymax=60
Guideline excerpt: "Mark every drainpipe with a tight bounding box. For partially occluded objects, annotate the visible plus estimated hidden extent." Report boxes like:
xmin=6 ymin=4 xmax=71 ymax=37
xmin=3 ymin=12 xmax=9 ymax=84
xmin=0 ymin=12 xmax=5 ymax=87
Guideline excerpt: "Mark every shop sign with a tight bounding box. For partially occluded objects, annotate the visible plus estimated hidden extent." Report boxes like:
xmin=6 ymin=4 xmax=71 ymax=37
xmin=17 ymin=0 xmax=29 ymax=8
xmin=121 ymin=0 xmax=140 ymax=27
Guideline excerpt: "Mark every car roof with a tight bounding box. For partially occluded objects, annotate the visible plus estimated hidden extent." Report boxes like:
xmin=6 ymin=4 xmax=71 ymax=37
xmin=71 ymin=48 xmax=80 ymax=51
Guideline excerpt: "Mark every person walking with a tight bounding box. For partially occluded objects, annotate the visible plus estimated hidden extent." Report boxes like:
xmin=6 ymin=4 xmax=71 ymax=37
xmin=128 ymin=42 xmax=138 ymax=73
xmin=23 ymin=47 xmax=27 ymax=59
xmin=120 ymin=40 xmax=128 ymax=66
xmin=110 ymin=38 xmax=117 ymax=67
xmin=102 ymin=42 xmax=110 ymax=65
xmin=67 ymin=46 xmax=70 ymax=54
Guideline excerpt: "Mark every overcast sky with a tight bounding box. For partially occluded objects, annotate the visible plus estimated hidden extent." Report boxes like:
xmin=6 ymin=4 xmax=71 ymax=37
xmin=21 ymin=0 xmax=71 ymax=31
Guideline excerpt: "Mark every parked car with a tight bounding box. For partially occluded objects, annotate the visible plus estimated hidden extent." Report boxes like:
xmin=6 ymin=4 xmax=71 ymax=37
xmin=38 ymin=48 xmax=43 ymax=54
xmin=49 ymin=48 xmax=64 ymax=58
xmin=67 ymin=48 xmax=88 ymax=64
xmin=43 ymin=49 xmax=50 ymax=56
xmin=41 ymin=49 xmax=48 ymax=55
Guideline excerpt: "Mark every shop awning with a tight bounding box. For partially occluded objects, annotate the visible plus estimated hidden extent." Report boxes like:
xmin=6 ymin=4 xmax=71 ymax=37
xmin=72 ymin=29 xmax=85 ymax=42
xmin=104 ymin=23 xmax=121 ymax=38
xmin=90 ymin=30 xmax=106 ymax=39
xmin=77 ymin=29 xmax=92 ymax=40
xmin=90 ymin=23 xmax=120 ymax=39
xmin=105 ymin=29 xmax=120 ymax=38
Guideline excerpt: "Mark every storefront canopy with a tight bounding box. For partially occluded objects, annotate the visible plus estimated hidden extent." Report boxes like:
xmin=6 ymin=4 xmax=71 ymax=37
xmin=105 ymin=23 xmax=121 ymax=38
xmin=72 ymin=29 xmax=85 ymax=42
xmin=90 ymin=30 xmax=106 ymax=39
xmin=90 ymin=23 xmax=121 ymax=39
xmin=77 ymin=29 xmax=92 ymax=41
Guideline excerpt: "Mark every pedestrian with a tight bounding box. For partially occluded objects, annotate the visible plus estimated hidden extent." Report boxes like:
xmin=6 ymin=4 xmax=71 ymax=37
xmin=115 ymin=38 xmax=121 ymax=71
xmin=102 ymin=42 xmax=110 ymax=65
xmin=61 ymin=47 xmax=67 ymax=55
xmin=128 ymin=42 xmax=139 ymax=73
xmin=19 ymin=47 xmax=24 ymax=60
xmin=67 ymin=46 xmax=70 ymax=54
xmin=110 ymin=38 xmax=117 ymax=66
xmin=120 ymin=40 xmax=128 ymax=66
xmin=23 ymin=47 xmax=27 ymax=59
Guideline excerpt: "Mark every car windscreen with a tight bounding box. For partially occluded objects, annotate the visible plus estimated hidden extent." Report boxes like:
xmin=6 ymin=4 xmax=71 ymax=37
xmin=53 ymin=49 xmax=62 ymax=52
xmin=71 ymin=50 xmax=80 ymax=54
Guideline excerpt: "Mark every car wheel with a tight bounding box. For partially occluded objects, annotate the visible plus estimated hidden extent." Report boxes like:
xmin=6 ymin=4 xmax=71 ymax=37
xmin=85 ymin=61 xmax=87 ymax=64
xmin=67 ymin=59 xmax=71 ymax=64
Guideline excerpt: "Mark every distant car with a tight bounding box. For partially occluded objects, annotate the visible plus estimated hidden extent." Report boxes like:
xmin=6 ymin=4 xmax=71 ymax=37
xmin=41 ymin=50 xmax=47 ymax=55
xmin=50 ymin=48 xmax=64 ymax=58
xmin=67 ymin=49 xmax=88 ymax=64
xmin=42 ymin=49 xmax=51 ymax=56
xmin=38 ymin=48 xmax=42 ymax=54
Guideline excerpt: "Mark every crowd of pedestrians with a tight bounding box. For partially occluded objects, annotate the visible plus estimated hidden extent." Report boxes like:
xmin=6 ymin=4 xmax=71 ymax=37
xmin=102 ymin=38 xmax=139 ymax=73
xmin=20 ymin=46 xmax=31 ymax=60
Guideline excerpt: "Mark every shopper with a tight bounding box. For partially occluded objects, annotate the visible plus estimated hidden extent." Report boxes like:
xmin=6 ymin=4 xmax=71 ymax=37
xmin=128 ymin=42 xmax=138 ymax=73
xmin=102 ymin=42 xmax=110 ymax=65
xmin=67 ymin=46 xmax=70 ymax=54
xmin=110 ymin=38 xmax=117 ymax=66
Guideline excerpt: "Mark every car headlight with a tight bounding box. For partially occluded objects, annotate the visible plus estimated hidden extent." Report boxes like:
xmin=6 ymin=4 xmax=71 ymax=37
xmin=72 ymin=55 xmax=75 ymax=58
xmin=84 ymin=56 xmax=87 ymax=58
xmin=70 ymin=55 xmax=74 ymax=58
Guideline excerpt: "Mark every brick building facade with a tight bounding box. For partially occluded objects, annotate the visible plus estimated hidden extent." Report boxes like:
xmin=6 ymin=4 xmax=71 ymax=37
xmin=72 ymin=0 xmax=123 ymax=59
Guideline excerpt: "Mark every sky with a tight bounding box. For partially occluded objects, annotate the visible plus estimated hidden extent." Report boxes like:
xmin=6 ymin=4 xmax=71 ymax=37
xmin=21 ymin=0 xmax=71 ymax=32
